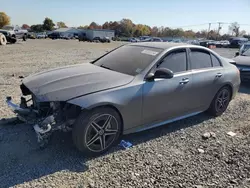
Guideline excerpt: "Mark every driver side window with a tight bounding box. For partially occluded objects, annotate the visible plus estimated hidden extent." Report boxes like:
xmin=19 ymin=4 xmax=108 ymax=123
xmin=158 ymin=49 xmax=187 ymax=73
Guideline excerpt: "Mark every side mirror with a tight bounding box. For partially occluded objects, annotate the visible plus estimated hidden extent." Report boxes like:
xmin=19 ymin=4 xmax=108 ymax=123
xmin=235 ymin=51 xmax=240 ymax=57
xmin=146 ymin=68 xmax=174 ymax=81
xmin=14 ymin=30 xmax=18 ymax=32
xmin=154 ymin=68 xmax=174 ymax=79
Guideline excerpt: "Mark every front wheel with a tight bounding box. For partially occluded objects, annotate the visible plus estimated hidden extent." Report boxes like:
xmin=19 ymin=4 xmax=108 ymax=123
xmin=207 ymin=86 xmax=231 ymax=116
xmin=72 ymin=107 xmax=122 ymax=156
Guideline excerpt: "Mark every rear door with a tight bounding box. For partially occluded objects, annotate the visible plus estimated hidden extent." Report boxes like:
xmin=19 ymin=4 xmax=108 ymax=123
xmin=188 ymin=48 xmax=225 ymax=110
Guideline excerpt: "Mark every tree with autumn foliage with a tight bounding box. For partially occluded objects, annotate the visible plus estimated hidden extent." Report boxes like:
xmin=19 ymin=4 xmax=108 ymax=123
xmin=43 ymin=17 xmax=55 ymax=31
xmin=88 ymin=22 xmax=101 ymax=29
xmin=57 ymin=21 xmax=67 ymax=28
xmin=22 ymin=24 xmax=30 ymax=29
xmin=0 ymin=12 xmax=10 ymax=28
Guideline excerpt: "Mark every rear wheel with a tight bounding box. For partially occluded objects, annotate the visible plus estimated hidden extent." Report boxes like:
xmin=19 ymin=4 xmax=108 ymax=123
xmin=207 ymin=86 xmax=231 ymax=116
xmin=0 ymin=34 xmax=7 ymax=45
xmin=72 ymin=107 xmax=122 ymax=156
xmin=23 ymin=35 xmax=27 ymax=41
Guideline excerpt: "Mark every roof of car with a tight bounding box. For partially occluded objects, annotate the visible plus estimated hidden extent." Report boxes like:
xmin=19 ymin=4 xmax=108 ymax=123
xmin=128 ymin=42 xmax=198 ymax=50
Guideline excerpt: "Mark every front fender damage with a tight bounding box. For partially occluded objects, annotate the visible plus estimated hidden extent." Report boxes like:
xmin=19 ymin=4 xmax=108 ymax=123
xmin=6 ymin=94 xmax=81 ymax=148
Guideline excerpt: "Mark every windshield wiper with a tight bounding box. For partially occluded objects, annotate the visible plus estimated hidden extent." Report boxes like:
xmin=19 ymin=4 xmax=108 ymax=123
xmin=100 ymin=64 xmax=112 ymax=70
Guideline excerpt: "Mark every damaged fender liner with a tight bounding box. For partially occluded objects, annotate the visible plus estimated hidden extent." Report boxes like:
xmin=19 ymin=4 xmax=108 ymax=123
xmin=6 ymin=95 xmax=80 ymax=148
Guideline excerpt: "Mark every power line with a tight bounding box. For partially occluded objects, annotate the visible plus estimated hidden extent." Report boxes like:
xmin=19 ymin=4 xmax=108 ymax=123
xmin=171 ymin=22 xmax=250 ymax=28
xmin=171 ymin=23 xmax=210 ymax=28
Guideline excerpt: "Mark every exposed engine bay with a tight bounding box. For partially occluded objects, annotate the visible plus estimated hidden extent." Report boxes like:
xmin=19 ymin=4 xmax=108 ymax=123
xmin=6 ymin=84 xmax=81 ymax=147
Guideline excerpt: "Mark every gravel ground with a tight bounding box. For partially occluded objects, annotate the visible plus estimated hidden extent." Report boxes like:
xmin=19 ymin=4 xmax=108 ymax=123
xmin=0 ymin=40 xmax=249 ymax=188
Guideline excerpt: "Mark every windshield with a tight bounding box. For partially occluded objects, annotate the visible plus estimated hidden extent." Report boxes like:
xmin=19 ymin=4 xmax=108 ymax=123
xmin=93 ymin=45 xmax=163 ymax=76
xmin=241 ymin=44 xmax=250 ymax=54
xmin=2 ymin=26 xmax=13 ymax=31
xmin=242 ymin=48 xmax=250 ymax=56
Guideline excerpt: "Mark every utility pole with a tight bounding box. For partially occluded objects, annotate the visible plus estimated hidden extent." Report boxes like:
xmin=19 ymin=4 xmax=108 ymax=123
xmin=207 ymin=23 xmax=211 ymax=39
xmin=217 ymin=22 xmax=222 ymax=40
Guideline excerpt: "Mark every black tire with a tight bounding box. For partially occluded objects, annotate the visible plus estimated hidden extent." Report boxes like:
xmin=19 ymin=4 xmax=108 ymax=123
xmin=72 ymin=107 xmax=122 ymax=156
xmin=23 ymin=35 xmax=27 ymax=41
xmin=207 ymin=86 xmax=231 ymax=116
xmin=0 ymin=34 xmax=7 ymax=45
xmin=11 ymin=38 xmax=17 ymax=44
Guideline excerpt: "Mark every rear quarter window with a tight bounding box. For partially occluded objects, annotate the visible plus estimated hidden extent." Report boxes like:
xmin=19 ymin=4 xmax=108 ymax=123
xmin=211 ymin=54 xmax=221 ymax=67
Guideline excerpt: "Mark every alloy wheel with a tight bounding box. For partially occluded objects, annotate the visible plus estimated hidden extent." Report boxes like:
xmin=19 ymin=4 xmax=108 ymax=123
xmin=215 ymin=88 xmax=230 ymax=113
xmin=85 ymin=114 xmax=119 ymax=152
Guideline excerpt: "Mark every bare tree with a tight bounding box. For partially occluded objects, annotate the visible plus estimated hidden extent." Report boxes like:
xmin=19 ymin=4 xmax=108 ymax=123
xmin=229 ymin=22 xmax=240 ymax=37
xmin=239 ymin=30 xmax=246 ymax=36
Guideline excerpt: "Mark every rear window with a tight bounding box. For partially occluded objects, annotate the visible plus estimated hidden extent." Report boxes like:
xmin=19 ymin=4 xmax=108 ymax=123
xmin=93 ymin=45 xmax=163 ymax=76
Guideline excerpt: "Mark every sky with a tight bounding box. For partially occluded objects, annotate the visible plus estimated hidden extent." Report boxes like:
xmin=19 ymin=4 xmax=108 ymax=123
xmin=2 ymin=0 xmax=250 ymax=34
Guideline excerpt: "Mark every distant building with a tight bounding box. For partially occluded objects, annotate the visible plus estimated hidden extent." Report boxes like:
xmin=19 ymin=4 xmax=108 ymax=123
xmin=53 ymin=28 xmax=81 ymax=35
xmin=52 ymin=28 xmax=115 ymax=40
xmin=78 ymin=29 xmax=115 ymax=40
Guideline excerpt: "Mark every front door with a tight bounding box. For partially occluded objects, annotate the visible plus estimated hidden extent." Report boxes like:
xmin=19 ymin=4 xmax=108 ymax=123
xmin=142 ymin=48 xmax=195 ymax=126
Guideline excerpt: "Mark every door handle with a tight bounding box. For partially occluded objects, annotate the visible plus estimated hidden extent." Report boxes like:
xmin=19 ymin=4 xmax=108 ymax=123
xmin=216 ymin=73 xmax=222 ymax=78
xmin=179 ymin=78 xmax=189 ymax=84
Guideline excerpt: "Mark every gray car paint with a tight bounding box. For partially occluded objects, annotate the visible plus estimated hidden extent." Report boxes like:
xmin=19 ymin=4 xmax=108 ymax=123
xmin=22 ymin=42 xmax=240 ymax=134
xmin=22 ymin=63 xmax=134 ymax=101
xmin=232 ymin=54 xmax=250 ymax=80
xmin=233 ymin=56 xmax=250 ymax=66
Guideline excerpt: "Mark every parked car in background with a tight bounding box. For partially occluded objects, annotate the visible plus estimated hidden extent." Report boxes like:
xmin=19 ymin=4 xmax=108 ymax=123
xmin=129 ymin=37 xmax=140 ymax=42
xmin=48 ymin=32 xmax=62 ymax=39
xmin=229 ymin=37 xmax=248 ymax=48
xmin=172 ymin=39 xmax=182 ymax=43
xmin=61 ymin=33 xmax=74 ymax=40
xmin=238 ymin=42 xmax=250 ymax=55
xmin=186 ymin=40 xmax=200 ymax=45
xmin=36 ymin=32 xmax=47 ymax=39
xmin=6 ymin=42 xmax=240 ymax=156
xmin=199 ymin=40 xmax=216 ymax=47
xmin=0 ymin=25 xmax=28 ymax=44
xmin=139 ymin=36 xmax=150 ymax=41
xmin=78 ymin=33 xmax=89 ymax=42
xmin=141 ymin=37 xmax=163 ymax=42
xmin=73 ymin=33 xmax=79 ymax=39
xmin=233 ymin=48 xmax=250 ymax=81
xmin=27 ymin=32 xmax=36 ymax=39
xmin=220 ymin=40 xmax=230 ymax=48
xmin=151 ymin=37 xmax=163 ymax=42
xmin=91 ymin=37 xmax=111 ymax=43
xmin=102 ymin=37 xmax=111 ymax=43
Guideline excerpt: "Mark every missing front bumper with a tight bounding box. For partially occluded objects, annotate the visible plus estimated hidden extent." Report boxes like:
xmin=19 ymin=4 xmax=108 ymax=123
xmin=5 ymin=96 xmax=76 ymax=148
xmin=6 ymin=96 xmax=55 ymax=147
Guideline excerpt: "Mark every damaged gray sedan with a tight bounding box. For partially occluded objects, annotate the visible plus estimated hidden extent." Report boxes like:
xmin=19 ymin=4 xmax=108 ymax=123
xmin=6 ymin=42 xmax=240 ymax=156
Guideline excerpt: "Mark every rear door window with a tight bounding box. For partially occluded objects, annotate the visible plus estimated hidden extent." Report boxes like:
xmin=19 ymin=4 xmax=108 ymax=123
xmin=190 ymin=49 xmax=212 ymax=69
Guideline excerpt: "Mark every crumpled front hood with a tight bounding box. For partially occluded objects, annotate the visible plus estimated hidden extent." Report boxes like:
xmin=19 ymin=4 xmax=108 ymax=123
xmin=233 ymin=56 xmax=250 ymax=66
xmin=22 ymin=63 xmax=134 ymax=101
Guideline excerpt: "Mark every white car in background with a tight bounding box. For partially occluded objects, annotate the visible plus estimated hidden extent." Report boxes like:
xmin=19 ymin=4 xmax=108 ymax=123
xmin=36 ymin=32 xmax=47 ymax=39
xmin=129 ymin=37 xmax=140 ymax=42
